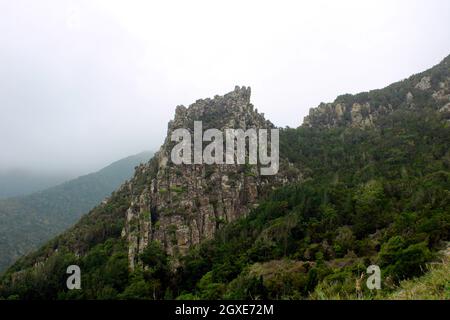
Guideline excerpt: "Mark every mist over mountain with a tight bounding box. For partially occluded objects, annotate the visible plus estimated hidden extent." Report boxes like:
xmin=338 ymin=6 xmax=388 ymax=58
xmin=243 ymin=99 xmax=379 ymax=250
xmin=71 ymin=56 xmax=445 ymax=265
xmin=1 ymin=55 xmax=448 ymax=300
xmin=0 ymin=151 xmax=152 ymax=273
xmin=2 ymin=1 xmax=450 ymax=179
xmin=0 ymin=170 xmax=74 ymax=200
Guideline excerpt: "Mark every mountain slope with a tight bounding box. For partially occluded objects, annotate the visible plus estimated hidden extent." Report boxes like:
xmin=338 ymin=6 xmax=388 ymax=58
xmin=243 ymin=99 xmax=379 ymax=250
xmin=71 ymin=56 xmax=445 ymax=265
xmin=303 ymin=54 xmax=450 ymax=128
xmin=0 ymin=55 xmax=449 ymax=300
xmin=122 ymin=87 xmax=297 ymax=269
xmin=0 ymin=151 xmax=152 ymax=273
xmin=0 ymin=171 xmax=72 ymax=200
xmin=384 ymin=244 xmax=449 ymax=300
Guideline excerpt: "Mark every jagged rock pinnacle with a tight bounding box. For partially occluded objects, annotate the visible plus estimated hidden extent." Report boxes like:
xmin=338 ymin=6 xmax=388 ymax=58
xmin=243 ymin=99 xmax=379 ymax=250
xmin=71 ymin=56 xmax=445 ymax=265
xmin=123 ymin=87 xmax=294 ymax=269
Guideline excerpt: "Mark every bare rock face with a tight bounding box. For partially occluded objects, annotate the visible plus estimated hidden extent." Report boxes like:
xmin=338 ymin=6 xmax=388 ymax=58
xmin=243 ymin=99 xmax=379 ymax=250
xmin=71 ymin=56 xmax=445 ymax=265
xmin=415 ymin=76 xmax=432 ymax=90
xmin=303 ymin=101 xmax=391 ymax=129
xmin=122 ymin=86 xmax=298 ymax=269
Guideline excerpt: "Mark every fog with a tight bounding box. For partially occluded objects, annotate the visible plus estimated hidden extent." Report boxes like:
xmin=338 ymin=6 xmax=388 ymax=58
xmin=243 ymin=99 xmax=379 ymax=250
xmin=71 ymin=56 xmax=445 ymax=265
xmin=1 ymin=0 xmax=450 ymax=176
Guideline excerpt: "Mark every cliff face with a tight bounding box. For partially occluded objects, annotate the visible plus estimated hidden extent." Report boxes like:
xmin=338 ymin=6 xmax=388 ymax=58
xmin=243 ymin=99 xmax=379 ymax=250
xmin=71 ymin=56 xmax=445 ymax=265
xmin=2 ymin=55 xmax=450 ymax=300
xmin=303 ymin=55 xmax=450 ymax=128
xmin=118 ymin=55 xmax=450 ymax=269
xmin=122 ymin=86 xmax=297 ymax=269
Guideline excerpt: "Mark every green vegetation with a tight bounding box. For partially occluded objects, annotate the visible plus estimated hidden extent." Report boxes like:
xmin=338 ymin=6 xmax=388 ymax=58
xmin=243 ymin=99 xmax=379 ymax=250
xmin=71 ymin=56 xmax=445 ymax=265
xmin=385 ymin=254 xmax=449 ymax=300
xmin=1 ymin=106 xmax=448 ymax=300
xmin=172 ymin=109 xmax=449 ymax=299
xmin=0 ymin=56 xmax=449 ymax=300
xmin=170 ymin=186 xmax=186 ymax=194
xmin=0 ymin=151 xmax=152 ymax=273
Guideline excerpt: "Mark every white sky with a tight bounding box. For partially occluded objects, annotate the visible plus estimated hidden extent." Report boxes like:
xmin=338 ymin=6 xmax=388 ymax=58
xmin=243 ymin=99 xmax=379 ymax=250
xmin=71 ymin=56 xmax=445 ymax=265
xmin=1 ymin=0 xmax=450 ymax=174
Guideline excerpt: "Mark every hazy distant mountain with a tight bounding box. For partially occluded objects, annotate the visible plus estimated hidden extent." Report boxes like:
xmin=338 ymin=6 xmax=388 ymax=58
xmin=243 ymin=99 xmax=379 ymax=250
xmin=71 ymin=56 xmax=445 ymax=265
xmin=1 ymin=55 xmax=449 ymax=300
xmin=0 ymin=171 xmax=73 ymax=200
xmin=0 ymin=151 xmax=152 ymax=272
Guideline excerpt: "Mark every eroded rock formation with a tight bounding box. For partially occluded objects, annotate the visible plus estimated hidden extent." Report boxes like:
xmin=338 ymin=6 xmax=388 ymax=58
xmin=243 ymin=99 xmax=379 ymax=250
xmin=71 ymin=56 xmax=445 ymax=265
xmin=303 ymin=56 xmax=450 ymax=128
xmin=122 ymin=86 xmax=298 ymax=269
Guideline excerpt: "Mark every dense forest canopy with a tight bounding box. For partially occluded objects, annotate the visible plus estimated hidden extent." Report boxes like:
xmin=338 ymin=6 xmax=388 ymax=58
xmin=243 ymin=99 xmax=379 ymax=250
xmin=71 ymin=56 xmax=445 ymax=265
xmin=1 ymin=56 xmax=449 ymax=300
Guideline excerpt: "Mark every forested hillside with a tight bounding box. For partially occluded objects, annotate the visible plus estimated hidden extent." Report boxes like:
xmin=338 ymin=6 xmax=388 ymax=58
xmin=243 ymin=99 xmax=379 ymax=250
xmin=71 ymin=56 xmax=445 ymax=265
xmin=0 ymin=56 xmax=449 ymax=300
xmin=0 ymin=171 xmax=71 ymax=200
xmin=0 ymin=151 xmax=152 ymax=273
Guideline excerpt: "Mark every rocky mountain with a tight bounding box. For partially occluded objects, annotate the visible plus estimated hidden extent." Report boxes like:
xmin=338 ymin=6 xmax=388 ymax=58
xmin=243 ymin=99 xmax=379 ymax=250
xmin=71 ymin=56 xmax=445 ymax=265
xmin=123 ymin=86 xmax=297 ymax=268
xmin=303 ymin=54 xmax=450 ymax=128
xmin=0 ymin=55 xmax=449 ymax=300
xmin=0 ymin=151 xmax=152 ymax=273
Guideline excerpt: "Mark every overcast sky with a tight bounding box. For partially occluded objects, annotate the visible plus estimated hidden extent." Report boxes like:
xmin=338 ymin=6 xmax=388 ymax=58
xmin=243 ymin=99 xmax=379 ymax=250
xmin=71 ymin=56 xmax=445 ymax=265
xmin=1 ymin=0 xmax=450 ymax=175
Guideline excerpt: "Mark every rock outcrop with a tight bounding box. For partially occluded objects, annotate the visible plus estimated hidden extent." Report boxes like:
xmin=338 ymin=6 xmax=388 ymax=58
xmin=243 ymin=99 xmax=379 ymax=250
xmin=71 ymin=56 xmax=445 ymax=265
xmin=303 ymin=101 xmax=393 ymax=128
xmin=122 ymin=86 xmax=298 ymax=269
xmin=303 ymin=56 xmax=450 ymax=128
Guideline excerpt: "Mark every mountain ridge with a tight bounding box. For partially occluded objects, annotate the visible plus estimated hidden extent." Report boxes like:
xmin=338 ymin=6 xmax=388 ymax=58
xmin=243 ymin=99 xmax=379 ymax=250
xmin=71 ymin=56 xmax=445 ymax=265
xmin=0 ymin=55 xmax=449 ymax=299
xmin=303 ymin=54 xmax=450 ymax=128
xmin=0 ymin=151 xmax=152 ymax=273
xmin=0 ymin=170 xmax=73 ymax=200
xmin=122 ymin=86 xmax=297 ymax=268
